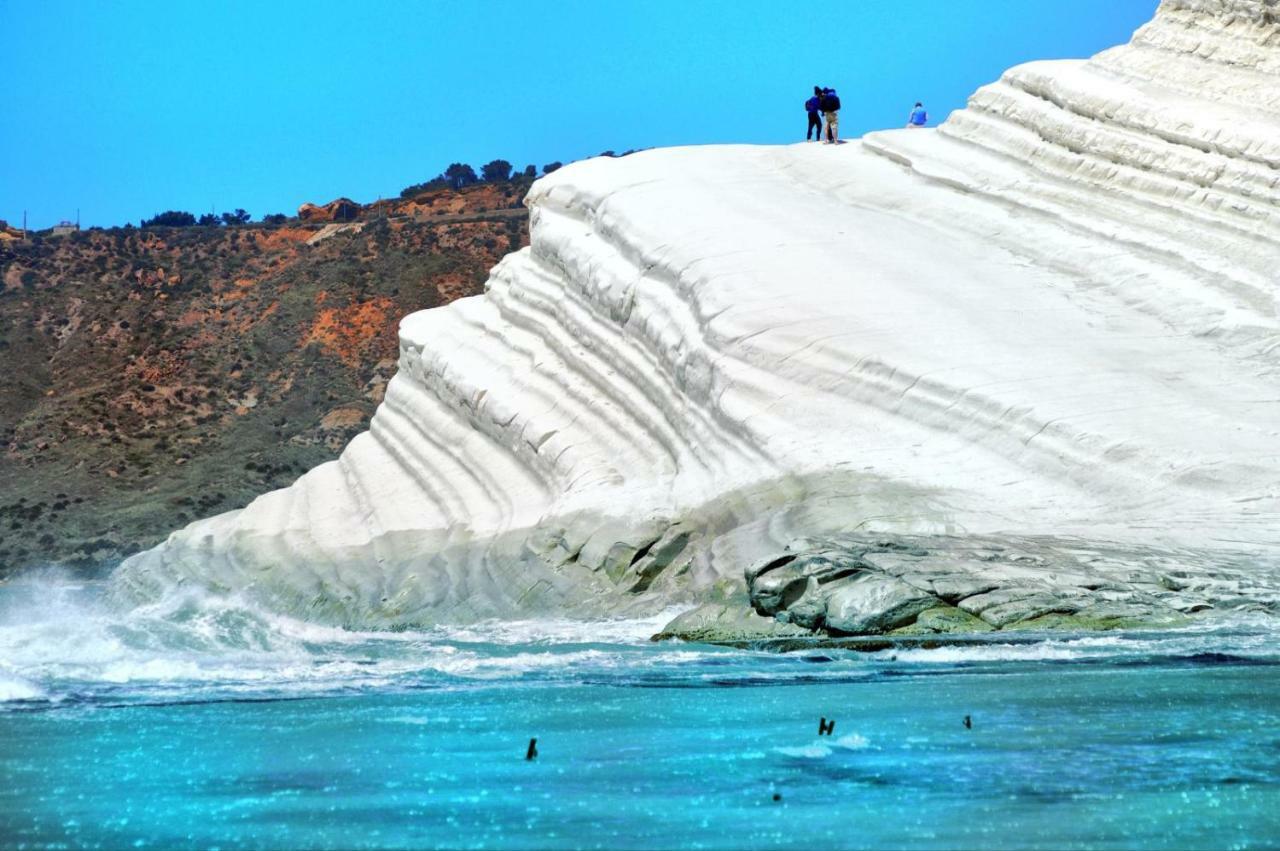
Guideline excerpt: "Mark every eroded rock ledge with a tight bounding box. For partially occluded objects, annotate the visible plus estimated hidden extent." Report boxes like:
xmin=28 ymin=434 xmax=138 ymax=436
xmin=111 ymin=0 xmax=1280 ymax=627
xmin=655 ymin=534 xmax=1280 ymax=645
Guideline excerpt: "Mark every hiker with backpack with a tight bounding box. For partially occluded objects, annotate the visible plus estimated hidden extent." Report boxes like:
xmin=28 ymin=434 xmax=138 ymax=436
xmin=820 ymin=87 xmax=841 ymax=143
xmin=907 ymin=102 xmax=928 ymax=128
xmin=805 ymin=86 xmax=823 ymax=141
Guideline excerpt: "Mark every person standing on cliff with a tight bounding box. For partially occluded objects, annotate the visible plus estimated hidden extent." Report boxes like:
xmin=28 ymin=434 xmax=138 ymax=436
xmin=821 ymin=87 xmax=842 ymax=143
xmin=907 ymin=102 xmax=928 ymax=128
xmin=805 ymin=86 xmax=823 ymax=141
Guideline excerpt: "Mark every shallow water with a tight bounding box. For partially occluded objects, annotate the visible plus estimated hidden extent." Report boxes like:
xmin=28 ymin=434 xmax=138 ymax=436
xmin=1 ymin=576 xmax=1278 ymax=849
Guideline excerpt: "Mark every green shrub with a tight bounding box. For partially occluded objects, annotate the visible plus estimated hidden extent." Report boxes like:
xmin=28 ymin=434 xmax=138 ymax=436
xmin=141 ymin=211 xmax=196 ymax=228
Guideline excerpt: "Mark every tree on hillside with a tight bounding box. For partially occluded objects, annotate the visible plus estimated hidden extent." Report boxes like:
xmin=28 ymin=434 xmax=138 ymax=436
xmin=481 ymin=159 xmax=513 ymax=182
xmin=443 ymin=163 xmax=479 ymax=190
xmin=141 ymin=211 xmax=197 ymax=228
xmin=522 ymin=164 xmax=536 ymax=179
xmin=197 ymin=213 xmax=221 ymax=227
xmin=542 ymin=161 xmax=562 ymax=174
xmin=262 ymin=213 xmax=288 ymax=225
xmin=221 ymin=209 xmax=251 ymax=226
xmin=400 ymin=177 xmax=448 ymax=198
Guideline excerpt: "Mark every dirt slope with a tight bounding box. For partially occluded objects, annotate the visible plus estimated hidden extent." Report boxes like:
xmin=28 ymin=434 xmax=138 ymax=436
xmin=0 ymin=181 xmax=531 ymax=576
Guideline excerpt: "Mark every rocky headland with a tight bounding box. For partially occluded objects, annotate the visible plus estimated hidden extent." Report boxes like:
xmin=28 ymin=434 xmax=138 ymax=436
xmin=111 ymin=0 xmax=1280 ymax=643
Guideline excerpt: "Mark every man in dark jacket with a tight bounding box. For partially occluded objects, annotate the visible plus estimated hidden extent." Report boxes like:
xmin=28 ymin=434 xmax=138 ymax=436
xmin=805 ymin=86 xmax=823 ymax=141
xmin=821 ymin=87 xmax=841 ymax=143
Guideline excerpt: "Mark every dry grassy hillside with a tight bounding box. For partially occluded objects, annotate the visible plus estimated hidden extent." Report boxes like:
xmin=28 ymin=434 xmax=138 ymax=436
xmin=0 ymin=181 xmax=531 ymax=576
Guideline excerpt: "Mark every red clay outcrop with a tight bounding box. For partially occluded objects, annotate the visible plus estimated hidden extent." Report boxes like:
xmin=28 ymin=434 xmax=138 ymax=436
xmin=297 ymin=198 xmax=361 ymax=222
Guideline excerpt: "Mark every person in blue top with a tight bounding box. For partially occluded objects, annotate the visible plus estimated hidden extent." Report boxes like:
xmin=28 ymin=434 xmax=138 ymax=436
xmin=805 ymin=86 xmax=823 ymax=141
xmin=907 ymin=102 xmax=928 ymax=128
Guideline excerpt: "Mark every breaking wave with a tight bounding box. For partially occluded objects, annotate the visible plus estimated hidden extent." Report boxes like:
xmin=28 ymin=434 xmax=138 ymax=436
xmin=1 ymin=571 xmax=1277 ymax=711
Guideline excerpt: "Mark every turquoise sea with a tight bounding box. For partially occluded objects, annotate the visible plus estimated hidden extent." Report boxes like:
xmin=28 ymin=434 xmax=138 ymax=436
xmin=1 ymin=576 xmax=1278 ymax=850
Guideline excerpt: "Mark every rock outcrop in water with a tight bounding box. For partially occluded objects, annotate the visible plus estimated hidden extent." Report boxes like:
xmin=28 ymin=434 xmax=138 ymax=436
xmin=113 ymin=0 xmax=1280 ymax=637
xmin=743 ymin=535 xmax=1269 ymax=634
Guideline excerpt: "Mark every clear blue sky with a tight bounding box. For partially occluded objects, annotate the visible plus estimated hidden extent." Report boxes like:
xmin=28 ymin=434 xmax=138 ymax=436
xmin=1 ymin=0 xmax=1156 ymax=230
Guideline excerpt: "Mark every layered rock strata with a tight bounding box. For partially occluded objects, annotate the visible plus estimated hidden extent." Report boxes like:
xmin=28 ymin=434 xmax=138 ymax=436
xmin=112 ymin=0 xmax=1280 ymax=635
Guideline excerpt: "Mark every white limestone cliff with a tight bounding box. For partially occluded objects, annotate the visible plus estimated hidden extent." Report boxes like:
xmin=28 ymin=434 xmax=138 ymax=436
xmin=111 ymin=0 xmax=1280 ymax=633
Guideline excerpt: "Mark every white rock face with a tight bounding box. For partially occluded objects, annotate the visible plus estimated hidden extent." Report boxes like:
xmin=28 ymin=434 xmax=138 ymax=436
xmin=113 ymin=0 xmax=1280 ymax=627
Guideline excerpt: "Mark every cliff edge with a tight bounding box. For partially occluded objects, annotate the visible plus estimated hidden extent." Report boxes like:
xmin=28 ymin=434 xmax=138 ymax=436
xmin=112 ymin=0 xmax=1280 ymax=638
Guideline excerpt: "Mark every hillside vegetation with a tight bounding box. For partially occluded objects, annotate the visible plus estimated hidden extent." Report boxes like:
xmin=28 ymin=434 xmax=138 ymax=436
xmin=0 ymin=180 xmax=532 ymax=577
